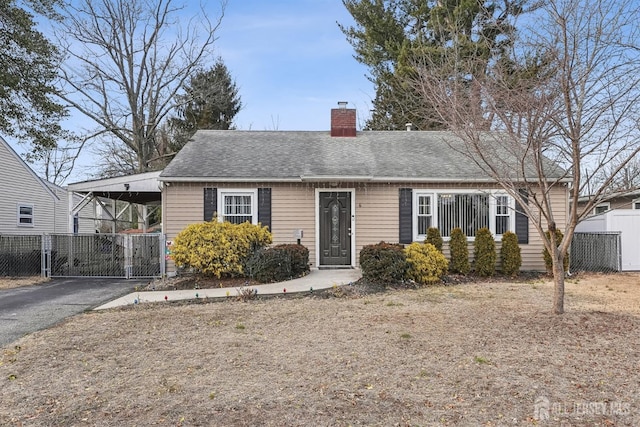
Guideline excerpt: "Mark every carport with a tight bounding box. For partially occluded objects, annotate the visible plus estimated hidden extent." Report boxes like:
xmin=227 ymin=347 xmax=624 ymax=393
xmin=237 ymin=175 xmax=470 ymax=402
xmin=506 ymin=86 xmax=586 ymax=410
xmin=67 ymin=171 xmax=162 ymax=233
xmin=42 ymin=171 xmax=167 ymax=278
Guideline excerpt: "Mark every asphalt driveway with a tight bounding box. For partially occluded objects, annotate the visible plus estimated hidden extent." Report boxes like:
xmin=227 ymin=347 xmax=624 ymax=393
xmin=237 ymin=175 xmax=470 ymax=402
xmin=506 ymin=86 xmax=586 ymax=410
xmin=0 ymin=278 xmax=143 ymax=348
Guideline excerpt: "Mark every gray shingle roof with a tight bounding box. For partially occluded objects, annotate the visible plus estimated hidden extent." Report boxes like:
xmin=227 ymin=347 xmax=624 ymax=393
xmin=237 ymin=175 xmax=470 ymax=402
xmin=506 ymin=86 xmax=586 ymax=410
xmin=159 ymin=130 xmax=566 ymax=182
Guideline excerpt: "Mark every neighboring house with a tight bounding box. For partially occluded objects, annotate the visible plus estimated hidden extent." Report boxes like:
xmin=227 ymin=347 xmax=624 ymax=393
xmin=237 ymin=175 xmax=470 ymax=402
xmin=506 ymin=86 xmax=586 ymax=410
xmin=0 ymin=136 xmax=70 ymax=234
xmin=159 ymin=105 xmax=569 ymax=273
xmin=575 ymin=189 xmax=640 ymax=271
xmin=577 ymin=189 xmax=640 ymax=216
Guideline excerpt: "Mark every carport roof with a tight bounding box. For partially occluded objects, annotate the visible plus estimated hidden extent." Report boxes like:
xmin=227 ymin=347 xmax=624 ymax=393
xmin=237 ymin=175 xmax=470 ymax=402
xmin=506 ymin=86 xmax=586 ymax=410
xmin=67 ymin=171 xmax=162 ymax=204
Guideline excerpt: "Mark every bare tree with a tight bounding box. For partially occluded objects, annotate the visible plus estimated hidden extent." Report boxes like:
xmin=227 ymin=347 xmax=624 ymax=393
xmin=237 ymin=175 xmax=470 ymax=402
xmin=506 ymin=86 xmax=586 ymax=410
xmin=407 ymin=0 xmax=640 ymax=314
xmin=54 ymin=0 xmax=226 ymax=175
xmin=586 ymin=156 xmax=640 ymax=194
xmin=25 ymin=133 xmax=87 ymax=185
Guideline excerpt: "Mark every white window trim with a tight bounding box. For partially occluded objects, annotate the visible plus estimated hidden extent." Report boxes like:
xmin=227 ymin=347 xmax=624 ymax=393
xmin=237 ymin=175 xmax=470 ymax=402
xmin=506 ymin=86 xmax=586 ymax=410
xmin=17 ymin=204 xmax=34 ymax=227
xmin=217 ymin=189 xmax=258 ymax=224
xmin=632 ymin=198 xmax=640 ymax=210
xmin=593 ymin=202 xmax=610 ymax=215
xmin=413 ymin=192 xmax=434 ymax=241
xmin=412 ymin=190 xmax=514 ymax=242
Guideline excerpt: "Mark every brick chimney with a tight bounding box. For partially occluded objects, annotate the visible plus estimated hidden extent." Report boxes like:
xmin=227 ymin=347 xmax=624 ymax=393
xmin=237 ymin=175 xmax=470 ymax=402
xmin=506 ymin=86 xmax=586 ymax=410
xmin=330 ymin=101 xmax=357 ymax=137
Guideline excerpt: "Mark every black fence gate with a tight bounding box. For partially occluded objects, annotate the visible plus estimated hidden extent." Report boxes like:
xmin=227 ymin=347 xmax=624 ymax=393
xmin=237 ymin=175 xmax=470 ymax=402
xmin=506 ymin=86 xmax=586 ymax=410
xmin=0 ymin=233 xmax=164 ymax=278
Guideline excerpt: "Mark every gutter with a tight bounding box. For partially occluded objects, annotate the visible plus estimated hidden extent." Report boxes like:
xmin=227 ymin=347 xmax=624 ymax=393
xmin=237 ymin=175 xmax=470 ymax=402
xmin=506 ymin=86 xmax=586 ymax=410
xmin=159 ymin=175 xmax=572 ymax=184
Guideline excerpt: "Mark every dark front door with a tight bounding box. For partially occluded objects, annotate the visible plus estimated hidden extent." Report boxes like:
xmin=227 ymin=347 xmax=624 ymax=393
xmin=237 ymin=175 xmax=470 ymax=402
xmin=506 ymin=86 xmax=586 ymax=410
xmin=319 ymin=191 xmax=352 ymax=266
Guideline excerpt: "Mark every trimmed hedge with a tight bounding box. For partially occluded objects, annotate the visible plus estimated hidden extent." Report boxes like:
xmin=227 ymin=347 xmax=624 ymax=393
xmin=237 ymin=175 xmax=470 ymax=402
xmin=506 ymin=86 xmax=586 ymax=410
xmin=425 ymin=227 xmax=443 ymax=252
xmin=171 ymin=220 xmax=272 ymax=278
xmin=247 ymin=244 xmax=310 ymax=283
xmin=449 ymin=227 xmax=470 ymax=274
xmin=500 ymin=231 xmax=522 ymax=277
xmin=405 ymin=242 xmax=449 ymax=285
xmin=359 ymin=241 xmax=408 ymax=286
xmin=474 ymin=227 xmax=496 ymax=277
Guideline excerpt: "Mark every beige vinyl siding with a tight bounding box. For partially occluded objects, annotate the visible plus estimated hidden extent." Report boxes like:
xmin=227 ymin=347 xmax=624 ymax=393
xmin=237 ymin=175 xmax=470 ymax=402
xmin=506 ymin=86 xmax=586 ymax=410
xmin=519 ymin=184 xmax=569 ymax=272
xmin=354 ymin=184 xmax=400 ymax=265
xmin=0 ymin=139 xmax=63 ymax=234
xmin=270 ymin=184 xmax=316 ymax=264
xmin=162 ymin=180 xmax=569 ymax=273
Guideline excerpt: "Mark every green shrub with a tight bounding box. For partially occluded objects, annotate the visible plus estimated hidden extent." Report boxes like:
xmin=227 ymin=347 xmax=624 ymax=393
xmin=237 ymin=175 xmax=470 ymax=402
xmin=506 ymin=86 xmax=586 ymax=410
xmin=359 ymin=242 xmax=408 ymax=286
xmin=247 ymin=244 xmax=310 ymax=283
xmin=425 ymin=227 xmax=443 ymax=252
xmin=473 ymin=228 xmax=496 ymax=276
xmin=542 ymin=228 xmax=569 ymax=274
xmin=500 ymin=231 xmax=521 ymax=277
xmin=274 ymin=244 xmax=310 ymax=276
xmin=449 ymin=227 xmax=470 ymax=274
xmin=171 ymin=219 xmax=272 ymax=278
xmin=404 ymin=242 xmax=449 ymax=285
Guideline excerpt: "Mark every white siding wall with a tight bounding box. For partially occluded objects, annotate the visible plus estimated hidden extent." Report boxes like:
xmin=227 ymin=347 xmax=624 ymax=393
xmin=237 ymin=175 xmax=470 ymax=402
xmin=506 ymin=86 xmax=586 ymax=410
xmin=0 ymin=140 xmax=66 ymax=234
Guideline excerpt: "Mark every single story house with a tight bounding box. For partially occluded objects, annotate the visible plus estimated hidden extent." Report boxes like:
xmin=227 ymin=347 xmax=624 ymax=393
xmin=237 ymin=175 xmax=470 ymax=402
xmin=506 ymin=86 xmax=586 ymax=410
xmin=0 ymin=136 xmax=70 ymax=234
xmin=159 ymin=105 xmax=569 ymax=273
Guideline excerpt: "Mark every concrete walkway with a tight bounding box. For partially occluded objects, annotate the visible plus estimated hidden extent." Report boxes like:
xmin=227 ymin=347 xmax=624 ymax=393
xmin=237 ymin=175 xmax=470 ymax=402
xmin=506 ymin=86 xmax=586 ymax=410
xmin=95 ymin=268 xmax=362 ymax=310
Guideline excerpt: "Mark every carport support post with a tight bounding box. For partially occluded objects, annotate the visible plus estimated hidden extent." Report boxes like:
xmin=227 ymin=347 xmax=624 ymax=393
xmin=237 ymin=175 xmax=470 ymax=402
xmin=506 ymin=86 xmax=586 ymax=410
xmin=142 ymin=205 xmax=148 ymax=232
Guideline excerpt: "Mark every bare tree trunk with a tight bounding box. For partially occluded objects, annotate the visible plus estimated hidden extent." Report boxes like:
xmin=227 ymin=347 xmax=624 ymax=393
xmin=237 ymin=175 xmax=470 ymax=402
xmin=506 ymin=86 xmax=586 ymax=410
xmin=552 ymin=253 xmax=565 ymax=314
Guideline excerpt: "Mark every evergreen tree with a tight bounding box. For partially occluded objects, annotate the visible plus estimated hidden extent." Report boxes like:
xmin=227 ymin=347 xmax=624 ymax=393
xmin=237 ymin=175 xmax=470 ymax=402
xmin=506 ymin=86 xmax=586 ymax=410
xmin=340 ymin=0 xmax=528 ymax=130
xmin=0 ymin=0 xmax=67 ymax=150
xmin=170 ymin=58 xmax=242 ymax=151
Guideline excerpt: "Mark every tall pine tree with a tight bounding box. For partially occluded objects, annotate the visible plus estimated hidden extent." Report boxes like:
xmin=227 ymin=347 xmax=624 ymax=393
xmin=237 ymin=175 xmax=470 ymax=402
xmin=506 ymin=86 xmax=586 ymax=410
xmin=169 ymin=58 xmax=242 ymax=151
xmin=339 ymin=0 xmax=527 ymax=130
xmin=0 ymin=0 xmax=67 ymax=150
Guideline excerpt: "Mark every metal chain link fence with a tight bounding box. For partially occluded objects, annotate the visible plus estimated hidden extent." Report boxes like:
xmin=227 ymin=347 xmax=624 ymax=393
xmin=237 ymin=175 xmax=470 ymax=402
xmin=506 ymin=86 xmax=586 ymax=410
xmin=1 ymin=233 xmax=163 ymax=278
xmin=0 ymin=235 xmax=43 ymax=277
xmin=49 ymin=234 xmax=162 ymax=278
xmin=570 ymin=232 xmax=621 ymax=273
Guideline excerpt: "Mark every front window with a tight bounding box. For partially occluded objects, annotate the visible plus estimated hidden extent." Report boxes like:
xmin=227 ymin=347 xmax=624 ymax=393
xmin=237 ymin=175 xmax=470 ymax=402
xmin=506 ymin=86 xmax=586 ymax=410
xmin=219 ymin=190 xmax=257 ymax=224
xmin=414 ymin=191 xmax=512 ymax=240
xmin=633 ymin=199 xmax=640 ymax=210
xmin=437 ymin=193 xmax=489 ymax=238
xmin=18 ymin=204 xmax=34 ymax=226
xmin=495 ymin=195 xmax=510 ymax=235
xmin=417 ymin=195 xmax=433 ymax=236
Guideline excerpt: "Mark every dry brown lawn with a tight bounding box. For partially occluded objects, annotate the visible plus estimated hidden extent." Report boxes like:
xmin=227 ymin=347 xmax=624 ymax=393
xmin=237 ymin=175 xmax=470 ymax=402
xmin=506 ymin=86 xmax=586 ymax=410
xmin=1 ymin=273 xmax=639 ymax=426
xmin=0 ymin=276 xmax=49 ymax=290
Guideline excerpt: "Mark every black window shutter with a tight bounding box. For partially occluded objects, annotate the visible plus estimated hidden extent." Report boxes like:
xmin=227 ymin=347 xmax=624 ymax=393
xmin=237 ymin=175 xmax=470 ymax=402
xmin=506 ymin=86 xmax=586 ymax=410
xmin=399 ymin=188 xmax=413 ymax=244
xmin=258 ymin=188 xmax=272 ymax=230
xmin=515 ymin=189 xmax=529 ymax=244
xmin=204 ymin=188 xmax=217 ymax=221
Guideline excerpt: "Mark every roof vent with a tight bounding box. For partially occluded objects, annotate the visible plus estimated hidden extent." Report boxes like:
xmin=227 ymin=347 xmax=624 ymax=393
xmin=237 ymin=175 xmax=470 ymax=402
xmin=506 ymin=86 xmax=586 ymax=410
xmin=406 ymin=123 xmax=413 ymax=131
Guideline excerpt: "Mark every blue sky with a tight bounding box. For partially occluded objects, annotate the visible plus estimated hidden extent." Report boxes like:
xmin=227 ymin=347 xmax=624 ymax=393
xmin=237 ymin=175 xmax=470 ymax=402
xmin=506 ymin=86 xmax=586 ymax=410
xmin=214 ymin=0 xmax=373 ymax=130
xmin=9 ymin=0 xmax=374 ymax=182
